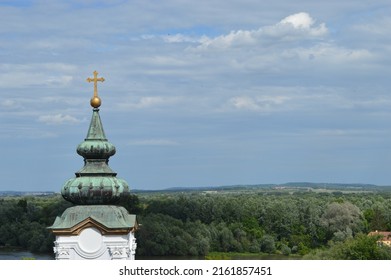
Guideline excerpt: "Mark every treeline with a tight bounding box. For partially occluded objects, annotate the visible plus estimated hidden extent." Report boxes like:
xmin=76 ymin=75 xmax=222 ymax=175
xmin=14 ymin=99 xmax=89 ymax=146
xmin=1 ymin=190 xmax=391 ymax=259
xmin=132 ymin=191 xmax=391 ymax=259
xmin=0 ymin=197 xmax=72 ymax=253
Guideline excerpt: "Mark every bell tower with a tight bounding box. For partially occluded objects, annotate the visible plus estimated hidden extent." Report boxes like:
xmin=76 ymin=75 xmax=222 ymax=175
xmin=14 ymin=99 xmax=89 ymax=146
xmin=49 ymin=71 xmax=138 ymax=260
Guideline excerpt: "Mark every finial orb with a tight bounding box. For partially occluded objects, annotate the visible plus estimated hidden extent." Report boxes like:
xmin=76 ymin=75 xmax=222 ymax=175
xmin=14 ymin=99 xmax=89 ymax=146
xmin=90 ymin=96 xmax=101 ymax=108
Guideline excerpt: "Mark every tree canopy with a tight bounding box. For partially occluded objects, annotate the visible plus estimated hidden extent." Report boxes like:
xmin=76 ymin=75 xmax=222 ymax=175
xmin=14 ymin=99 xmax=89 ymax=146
xmin=1 ymin=189 xmax=391 ymax=259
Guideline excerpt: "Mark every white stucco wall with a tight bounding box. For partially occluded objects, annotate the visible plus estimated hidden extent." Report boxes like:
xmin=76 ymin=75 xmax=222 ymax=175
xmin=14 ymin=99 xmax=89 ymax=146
xmin=53 ymin=227 xmax=137 ymax=260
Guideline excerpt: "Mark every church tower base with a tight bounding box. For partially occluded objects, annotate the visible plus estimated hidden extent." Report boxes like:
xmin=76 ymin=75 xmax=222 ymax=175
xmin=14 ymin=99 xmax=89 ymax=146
xmin=53 ymin=230 xmax=137 ymax=260
xmin=50 ymin=205 xmax=137 ymax=260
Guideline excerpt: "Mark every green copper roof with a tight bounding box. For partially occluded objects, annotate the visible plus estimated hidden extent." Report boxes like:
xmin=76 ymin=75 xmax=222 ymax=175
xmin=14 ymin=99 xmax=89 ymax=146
xmin=49 ymin=205 xmax=137 ymax=230
xmin=61 ymin=108 xmax=129 ymax=205
xmin=85 ymin=108 xmax=107 ymax=140
xmin=77 ymin=109 xmax=116 ymax=160
xmin=50 ymin=72 xmax=136 ymax=235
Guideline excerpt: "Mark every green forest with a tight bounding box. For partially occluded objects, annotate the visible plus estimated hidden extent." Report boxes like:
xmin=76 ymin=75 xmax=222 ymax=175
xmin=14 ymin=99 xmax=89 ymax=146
xmin=1 ymin=185 xmax=391 ymax=259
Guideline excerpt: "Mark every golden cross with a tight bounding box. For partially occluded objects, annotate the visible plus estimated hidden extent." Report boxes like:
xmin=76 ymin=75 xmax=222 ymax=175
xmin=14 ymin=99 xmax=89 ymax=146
xmin=87 ymin=71 xmax=105 ymax=108
xmin=87 ymin=70 xmax=105 ymax=98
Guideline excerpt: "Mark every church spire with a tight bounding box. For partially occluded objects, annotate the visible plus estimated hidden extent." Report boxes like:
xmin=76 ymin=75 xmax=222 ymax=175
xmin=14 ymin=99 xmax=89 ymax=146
xmin=50 ymin=71 xmax=137 ymax=260
xmin=61 ymin=71 xmax=129 ymax=205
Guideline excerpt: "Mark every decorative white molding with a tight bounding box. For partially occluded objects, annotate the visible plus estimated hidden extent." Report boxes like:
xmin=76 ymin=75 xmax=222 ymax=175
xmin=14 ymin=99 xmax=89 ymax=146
xmin=108 ymin=246 xmax=129 ymax=259
xmin=53 ymin=244 xmax=71 ymax=260
xmin=53 ymin=227 xmax=137 ymax=260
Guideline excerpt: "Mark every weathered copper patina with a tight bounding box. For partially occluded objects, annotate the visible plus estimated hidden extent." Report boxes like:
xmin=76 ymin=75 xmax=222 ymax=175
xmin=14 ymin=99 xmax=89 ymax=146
xmin=61 ymin=72 xmax=129 ymax=205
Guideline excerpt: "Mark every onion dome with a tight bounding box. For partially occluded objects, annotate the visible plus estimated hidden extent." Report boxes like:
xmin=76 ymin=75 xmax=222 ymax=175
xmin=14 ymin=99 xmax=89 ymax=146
xmin=76 ymin=108 xmax=116 ymax=160
xmin=61 ymin=71 xmax=129 ymax=205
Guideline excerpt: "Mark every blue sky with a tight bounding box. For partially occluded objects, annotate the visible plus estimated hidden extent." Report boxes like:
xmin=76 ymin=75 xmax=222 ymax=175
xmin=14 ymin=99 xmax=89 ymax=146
xmin=1 ymin=0 xmax=391 ymax=191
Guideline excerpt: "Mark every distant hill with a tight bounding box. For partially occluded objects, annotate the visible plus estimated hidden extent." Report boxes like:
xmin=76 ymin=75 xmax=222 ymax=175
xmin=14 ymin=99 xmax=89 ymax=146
xmin=3 ymin=182 xmax=391 ymax=196
xmin=133 ymin=182 xmax=391 ymax=193
xmin=0 ymin=191 xmax=56 ymax=197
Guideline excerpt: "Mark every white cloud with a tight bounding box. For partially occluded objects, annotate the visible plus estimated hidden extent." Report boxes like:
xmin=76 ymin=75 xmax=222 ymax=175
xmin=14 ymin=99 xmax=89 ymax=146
xmin=118 ymin=96 xmax=182 ymax=110
xmin=290 ymin=43 xmax=373 ymax=62
xmin=0 ymin=63 xmax=75 ymax=88
xmin=280 ymin=12 xmax=315 ymax=29
xmin=275 ymin=12 xmax=328 ymax=36
xmin=197 ymin=30 xmax=257 ymax=49
xmin=162 ymin=34 xmax=206 ymax=44
xmin=26 ymin=38 xmax=92 ymax=52
xmin=350 ymin=16 xmax=391 ymax=36
xmin=227 ymin=95 xmax=292 ymax=112
xmin=194 ymin=12 xmax=328 ymax=50
xmin=128 ymin=139 xmax=179 ymax=146
xmin=315 ymin=129 xmax=364 ymax=137
xmin=38 ymin=114 xmax=81 ymax=125
xmin=229 ymin=96 xmax=262 ymax=111
xmin=137 ymin=55 xmax=188 ymax=68
xmin=1 ymin=99 xmax=21 ymax=109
